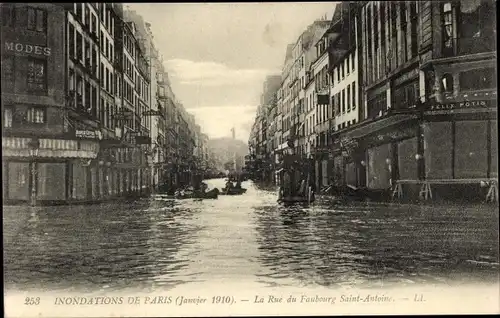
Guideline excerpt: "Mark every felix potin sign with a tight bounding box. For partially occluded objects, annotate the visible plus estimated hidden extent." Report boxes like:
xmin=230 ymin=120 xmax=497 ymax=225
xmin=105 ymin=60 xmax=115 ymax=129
xmin=430 ymin=100 xmax=491 ymax=110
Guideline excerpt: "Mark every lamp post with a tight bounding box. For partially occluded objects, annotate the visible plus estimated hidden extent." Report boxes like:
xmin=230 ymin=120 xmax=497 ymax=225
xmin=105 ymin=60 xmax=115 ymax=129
xmin=28 ymin=138 xmax=40 ymax=206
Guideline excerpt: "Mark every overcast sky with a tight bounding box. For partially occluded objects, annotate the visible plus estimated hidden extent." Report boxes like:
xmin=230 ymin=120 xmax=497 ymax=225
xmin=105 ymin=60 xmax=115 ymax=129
xmin=128 ymin=2 xmax=336 ymax=142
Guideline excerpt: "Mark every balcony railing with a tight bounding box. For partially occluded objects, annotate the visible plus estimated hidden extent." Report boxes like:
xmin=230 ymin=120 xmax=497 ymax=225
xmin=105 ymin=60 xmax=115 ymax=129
xmin=443 ymin=36 xmax=496 ymax=57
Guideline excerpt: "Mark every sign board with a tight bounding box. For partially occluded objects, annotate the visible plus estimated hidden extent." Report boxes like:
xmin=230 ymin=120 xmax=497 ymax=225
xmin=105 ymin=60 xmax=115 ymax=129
xmin=142 ymin=110 xmax=162 ymax=116
xmin=135 ymin=136 xmax=152 ymax=145
xmin=75 ymin=130 xmax=98 ymax=139
xmin=113 ymin=110 xmax=134 ymax=121
xmin=429 ymin=100 xmax=493 ymax=111
xmin=4 ymin=42 xmax=51 ymax=56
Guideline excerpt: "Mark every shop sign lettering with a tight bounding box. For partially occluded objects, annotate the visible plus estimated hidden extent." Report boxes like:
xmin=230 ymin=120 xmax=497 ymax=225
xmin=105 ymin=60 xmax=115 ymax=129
xmin=4 ymin=42 xmax=51 ymax=56
xmin=430 ymin=100 xmax=489 ymax=110
xmin=75 ymin=130 xmax=98 ymax=139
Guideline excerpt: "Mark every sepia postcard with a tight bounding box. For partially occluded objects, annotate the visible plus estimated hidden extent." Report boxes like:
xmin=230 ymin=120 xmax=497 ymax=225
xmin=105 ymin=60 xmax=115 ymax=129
xmin=2 ymin=1 xmax=499 ymax=317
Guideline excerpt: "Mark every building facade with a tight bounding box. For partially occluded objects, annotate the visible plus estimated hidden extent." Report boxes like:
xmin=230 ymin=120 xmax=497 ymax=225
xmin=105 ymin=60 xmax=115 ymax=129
xmin=2 ymin=3 xmax=210 ymax=205
xmin=249 ymin=0 xmax=497 ymax=202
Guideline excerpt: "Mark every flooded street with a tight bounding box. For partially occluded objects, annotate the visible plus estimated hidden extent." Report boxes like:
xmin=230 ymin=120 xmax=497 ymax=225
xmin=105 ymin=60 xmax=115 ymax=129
xmin=3 ymin=178 xmax=499 ymax=293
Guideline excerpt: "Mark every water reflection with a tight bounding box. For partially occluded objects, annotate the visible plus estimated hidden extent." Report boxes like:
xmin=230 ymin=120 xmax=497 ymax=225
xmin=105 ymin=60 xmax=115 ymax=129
xmin=3 ymin=179 xmax=499 ymax=292
xmin=4 ymin=200 xmax=201 ymax=292
xmin=253 ymin=198 xmax=499 ymax=289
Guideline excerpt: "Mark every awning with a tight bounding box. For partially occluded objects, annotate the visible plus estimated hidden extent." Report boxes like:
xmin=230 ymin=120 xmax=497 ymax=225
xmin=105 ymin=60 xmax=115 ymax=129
xmin=339 ymin=114 xmax=419 ymax=140
xmin=2 ymin=148 xmax=98 ymax=159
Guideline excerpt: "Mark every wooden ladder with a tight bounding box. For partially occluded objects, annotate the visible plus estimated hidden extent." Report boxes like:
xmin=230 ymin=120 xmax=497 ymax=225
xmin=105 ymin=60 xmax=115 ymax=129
xmin=392 ymin=182 xmax=403 ymax=200
xmin=419 ymin=182 xmax=432 ymax=201
xmin=486 ymin=181 xmax=498 ymax=203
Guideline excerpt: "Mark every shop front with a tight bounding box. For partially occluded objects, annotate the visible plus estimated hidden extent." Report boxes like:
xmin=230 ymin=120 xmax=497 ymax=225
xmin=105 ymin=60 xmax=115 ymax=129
xmin=414 ymin=100 xmax=498 ymax=201
xmin=331 ymin=113 xmax=420 ymax=191
xmin=2 ymin=137 xmax=99 ymax=205
xmin=311 ymin=147 xmax=330 ymax=190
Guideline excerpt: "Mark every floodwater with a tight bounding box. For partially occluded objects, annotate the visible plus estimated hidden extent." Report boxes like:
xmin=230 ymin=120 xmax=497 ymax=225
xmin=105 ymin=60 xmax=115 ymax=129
xmin=3 ymin=178 xmax=499 ymax=292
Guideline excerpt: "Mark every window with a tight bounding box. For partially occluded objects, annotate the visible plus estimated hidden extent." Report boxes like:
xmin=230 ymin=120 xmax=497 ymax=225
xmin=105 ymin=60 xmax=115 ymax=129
xmin=27 ymin=7 xmax=47 ymax=33
xmin=342 ymin=89 xmax=345 ymax=113
xmin=4 ymin=107 xmax=13 ymax=128
xmin=374 ymin=3 xmax=379 ymax=50
xmin=395 ymin=81 xmax=418 ymax=109
xmin=341 ymin=61 xmax=345 ymax=79
xmin=69 ymin=68 xmax=75 ymax=91
xmin=347 ymin=85 xmax=351 ymax=111
xmin=75 ymin=3 xmax=81 ymax=20
xmin=442 ymin=3 xmax=453 ymax=51
xmin=27 ymin=58 xmax=47 ymax=91
xmin=380 ymin=2 xmax=386 ymax=52
xmin=28 ymin=107 xmax=45 ymax=124
xmin=459 ymin=68 xmax=496 ymax=91
xmin=2 ymin=5 xmax=15 ymax=27
xmin=100 ymin=62 xmax=104 ymax=83
xmin=352 ymin=82 xmax=356 ymax=109
xmin=2 ymin=55 xmax=15 ymax=82
xmin=76 ymin=75 xmax=83 ymax=96
xmin=368 ymin=92 xmax=388 ymax=118
xmin=441 ymin=74 xmax=453 ymax=93
xmin=76 ymin=32 xmax=83 ymax=61
xmin=100 ymin=98 xmax=105 ymax=122
xmin=84 ymin=40 xmax=90 ymax=65
xmin=351 ymin=53 xmax=355 ymax=72
xmin=91 ymin=14 xmax=97 ymax=35
xmin=346 ymin=56 xmax=350 ymax=75
xmin=91 ymin=86 xmax=97 ymax=117
xmin=84 ymin=4 xmax=90 ymax=27
xmin=69 ymin=24 xmax=75 ymax=59
xmin=336 ymin=93 xmax=341 ymax=115
xmin=105 ymin=37 xmax=108 ymax=58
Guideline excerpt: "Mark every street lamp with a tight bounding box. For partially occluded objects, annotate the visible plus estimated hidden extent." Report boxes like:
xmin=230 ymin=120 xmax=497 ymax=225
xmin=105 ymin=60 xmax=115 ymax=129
xmin=28 ymin=138 xmax=40 ymax=206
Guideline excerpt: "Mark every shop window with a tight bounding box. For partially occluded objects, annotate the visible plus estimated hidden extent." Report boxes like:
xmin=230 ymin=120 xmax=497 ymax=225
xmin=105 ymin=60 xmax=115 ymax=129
xmin=455 ymin=121 xmax=488 ymax=178
xmin=27 ymin=58 xmax=47 ymax=92
xmin=72 ymin=163 xmax=88 ymax=200
xmin=345 ymin=162 xmax=357 ymax=186
xmin=398 ymin=137 xmax=418 ymax=180
xmin=7 ymin=162 xmax=30 ymax=201
xmin=28 ymin=107 xmax=46 ymax=124
xmin=424 ymin=122 xmax=452 ymax=179
xmin=459 ymin=68 xmax=496 ymax=91
xmin=27 ymin=7 xmax=47 ymax=33
xmin=37 ymin=163 xmax=66 ymax=200
xmin=367 ymin=143 xmax=392 ymax=189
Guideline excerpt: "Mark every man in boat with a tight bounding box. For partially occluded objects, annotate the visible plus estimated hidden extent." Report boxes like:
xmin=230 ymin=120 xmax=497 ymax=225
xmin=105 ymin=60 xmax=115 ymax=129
xmin=282 ymin=169 xmax=292 ymax=197
xmin=225 ymin=179 xmax=234 ymax=190
xmin=235 ymin=179 xmax=242 ymax=189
